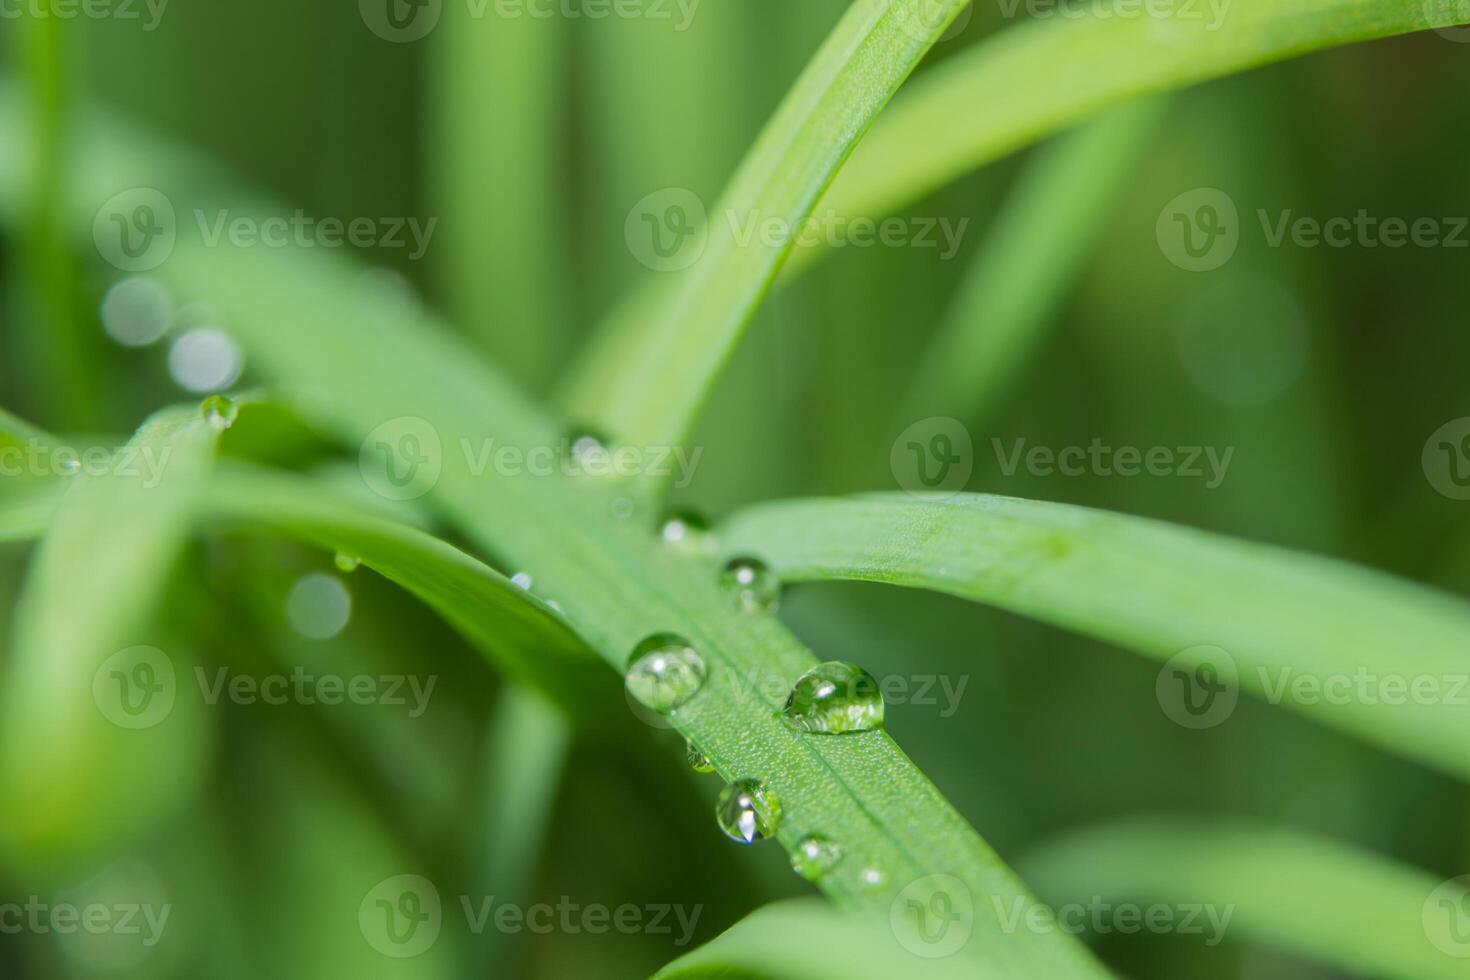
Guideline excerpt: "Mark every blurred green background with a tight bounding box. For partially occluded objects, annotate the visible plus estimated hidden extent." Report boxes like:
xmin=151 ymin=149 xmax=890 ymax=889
xmin=2 ymin=2 xmax=1469 ymax=978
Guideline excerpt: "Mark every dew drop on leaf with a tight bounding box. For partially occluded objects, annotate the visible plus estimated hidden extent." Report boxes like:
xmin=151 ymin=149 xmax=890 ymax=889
xmin=781 ymin=662 xmax=885 ymax=735
xmin=625 ymin=633 xmax=707 ymax=713
xmin=660 ymin=510 xmax=711 ymax=550
xmin=511 ymin=571 xmax=534 ymax=591
xmin=199 ymin=394 xmax=238 ymax=431
xmin=334 ymin=551 xmax=362 ymax=573
xmin=686 ymin=740 xmax=715 ymax=773
xmin=720 ymin=556 xmax=780 ymax=613
xmin=716 ymin=778 xmax=781 ymax=844
xmin=791 ymin=834 xmax=843 ymax=881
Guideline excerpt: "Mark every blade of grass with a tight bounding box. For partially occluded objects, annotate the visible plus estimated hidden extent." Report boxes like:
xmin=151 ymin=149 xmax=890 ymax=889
xmin=0 ymin=406 xmax=219 ymax=865
xmin=559 ymin=0 xmax=971 ymax=467
xmin=720 ymin=494 xmax=1470 ymax=781
xmin=653 ymin=898 xmax=1009 ymax=980
xmin=1019 ymin=816 xmax=1469 ymax=980
xmin=566 ymin=1 xmax=1465 ymax=443
xmin=901 ymin=98 xmax=1166 ymax=425
xmin=429 ymin=5 xmax=570 ymax=389
xmin=470 ymin=685 xmax=571 ymax=976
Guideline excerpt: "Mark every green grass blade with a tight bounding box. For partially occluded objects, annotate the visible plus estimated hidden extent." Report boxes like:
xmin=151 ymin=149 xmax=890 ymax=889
xmin=902 ymin=98 xmax=1166 ymax=425
xmin=470 ymin=686 xmax=571 ymax=975
xmin=429 ymin=7 xmax=569 ymax=389
xmin=1019 ymin=816 xmax=1470 ymax=980
xmin=824 ymin=0 xmax=1466 ymax=225
xmin=652 ymin=898 xmax=1017 ymax=980
xmin=0 ymin=406 xmax=220 ymax=864
xmin=560 ymin=0 xmax=970 ymax=462
xmin=721 ymin=494 xmax=1470 ymax=780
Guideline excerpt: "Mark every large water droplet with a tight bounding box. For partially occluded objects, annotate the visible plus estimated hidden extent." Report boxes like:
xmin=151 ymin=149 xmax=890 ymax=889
xmin=717 ymin=778 xmax=781 ymax=844
xmin=199 ymin=394 xmax=238 ymax=431
xmin=686 ymin=740 xmax=715 ymax=773
xmin=791 ymin=835 xmax=843 ymax=881
xmin=721 ymin=556 xmax=780 ymax=613
xmin=781 ymin=662 xmax=885 ymax=735
xmin=625 ymin=633 xmax=707 ymax=714
xmin=568 ymin=429 xmax=612 ymax=474
xmin=334 ymin=551 xmax=362 ymax=573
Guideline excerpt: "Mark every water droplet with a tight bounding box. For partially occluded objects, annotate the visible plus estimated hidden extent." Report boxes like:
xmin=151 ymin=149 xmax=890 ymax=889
xmin=286 ymin=573 xmax=352 ymax=640
xmin=791 ymin=835 xmax=843 ymax=881
xmin=781 ymin=662 xmax=885 ymax=735
xmin=59 ymin=457 xmax=82 ymax=476
xmin=169 ymin=327 xmax=243 ymax=393
xmin=721 ymin=556 xmax=780 ymax=613
xmin=568 ymin=429 xmax=612 ymax=474
xmin=716 ymin=778 xmax=781 ymax=844
xmin=610 ymin=496 xmax=635 ymax=521
xmin=511 ymin=572 xmax=533 ymax=591
xmin=100 ymin=277 xmax=172 ymax=347
xmin=625 ymin=633 xmax=707 ymax=714
xmin=199 ymin=394 xmax=238 ymax=430
xmin=860 ymin=867 xmax=888 ymax=891
xmin=546 ymin=599 xmax=563 ymax=614
xmin=660 ymin=510 xmax=711 ymax=550
xmin=686 ymin=740 xmax=715 ymax=773
xmin=334 ymin=551 xmax=362 ymax=573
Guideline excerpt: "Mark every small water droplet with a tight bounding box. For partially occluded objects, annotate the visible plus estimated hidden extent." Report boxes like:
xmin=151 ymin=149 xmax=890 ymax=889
xmin=511 ymin=572 xmax=533 ymax=591
xmin=781 ymin=662 xmax=885 ymax=735
xmin=199 ymin=394 xmax=238 ymax=430
xmin=611 ymin=496 xmax=636 ymax=521
xmin=334 ymin=551 xmax=362 ymax=573
xmin=860 ymin=867 xmax=887 ymax=891
xmin=660 ymin=509 xmax=711 ymax=549
xmin=686 ymin=740 xmax=715 ymax=773
xmin=791 ymin=835 xmax=843 ymax=881
xmin=568 ymin=429 xmax=612 ymax=474
xmin=59 ymin=457 xmax=82 ymax=476
xmin=716 ymin=778 xmax=781 ymax=844
xmin=546 ymin=599 xmax=563 ymax=614
xmin=721 ymin=556 xmax=780 ymax=613
xmin=625 ymin=633 xmax=707 ymax=714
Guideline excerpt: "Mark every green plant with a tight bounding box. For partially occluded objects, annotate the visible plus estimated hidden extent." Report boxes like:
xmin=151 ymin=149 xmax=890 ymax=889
xmin=2 ymin=1 xmax=1469 ymax=977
